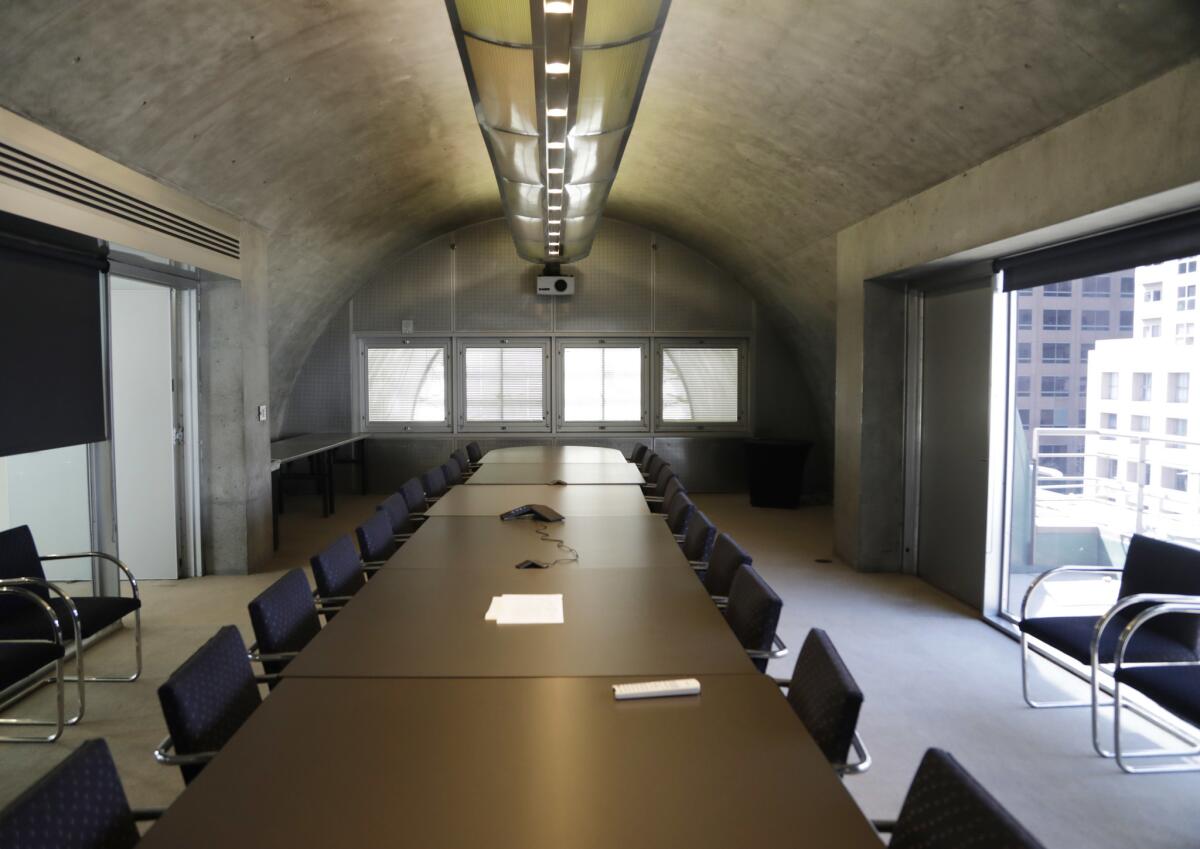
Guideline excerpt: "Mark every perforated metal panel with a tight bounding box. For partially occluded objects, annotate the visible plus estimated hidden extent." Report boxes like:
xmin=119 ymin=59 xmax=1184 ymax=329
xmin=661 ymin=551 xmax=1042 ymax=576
xmin=280 ymin=303 xmax=352 ymax=436
xmin=353 ymin=236 xmax=453 ymax=332
xmin=653 ymin=436 xmax=747 ymax=492
xmin=454 ymin=220 xmax=552 ymax=332
xmin=654 ymin=235 xmax=753 ymax=332
xmin=554 ymin=436 xmax=643 ymax=458
xmin=555 ymin=219 xmax=652 ymax=332
xmin=365 ymin=437 xmax=456 ymax=493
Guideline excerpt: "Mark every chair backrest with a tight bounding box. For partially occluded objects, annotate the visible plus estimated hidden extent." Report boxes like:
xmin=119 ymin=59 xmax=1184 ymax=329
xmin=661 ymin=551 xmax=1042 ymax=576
xmin=0 ymin=525 xmax=49 ymax=615
xmin=666 ymin=493 xmax=696 ymax=536
xmin=157 ymin=626 xmax=262 ymax=784
xmin=400 ymin=477 xmax=428 ymax=512
xmin=310 ymin=535 xmax=365 ymax=616
xmin=0 ymin=738 xmax=139 ymax=849
xmin=247 ymin=569 xmax=321 ymax=682
xmin=630 ymin=443 xmax=649 ymax=464
xmin=786 ymin=629 xmax=863 ymax=767
xmin=422 ymin=465 xmax=447 ymax=498
xmin=703 ymin=532 xmax=752 ymax=597
xmin=656 ymin=476 xmax=685 ymax=515
xmin=645 ymin=453 xmax=665 ymax=479
xmin=1119 ymin=534 xmax=1200 ymax=650
xmin=681 ymin=509 xmax=717 ymax=563
xmin=726 ymin=564 xmax=782 ymax=673
xmin=378 ymin=492 xmax=411 ymax=535
xmin=890 ymin=749 xmax=1046 ymax=849
xmin=443 ymin=458 xmax=463 ymax=486
xmin=465 ymin=441 xmax=483 ymax=463
xmin=452 ymin=447 xmax=472 ymax=470
xmin=649 ymin=464 xmax=675 ymax=497
xmin=638 ymin=450 xmax=657 ymax=472
xmin=356 ymin=510 xmax=397 ymax=563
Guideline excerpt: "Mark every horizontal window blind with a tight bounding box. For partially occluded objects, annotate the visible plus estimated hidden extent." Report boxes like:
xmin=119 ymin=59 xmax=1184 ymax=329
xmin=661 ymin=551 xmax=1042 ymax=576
xmin=563 ymin=347 xmax=642 ymax=422
xmin=661 ymin=347 xmax=739 ymax=423
xmin=464 ymin=347 xmax=544 ymax=422
xmin=366 ymin=347 xmax=446 ymax=422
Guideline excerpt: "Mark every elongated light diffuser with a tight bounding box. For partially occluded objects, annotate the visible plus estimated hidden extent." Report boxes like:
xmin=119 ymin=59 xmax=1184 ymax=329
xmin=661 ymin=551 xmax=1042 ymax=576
xmin=446 ymin=0 xmax=671 ymax=263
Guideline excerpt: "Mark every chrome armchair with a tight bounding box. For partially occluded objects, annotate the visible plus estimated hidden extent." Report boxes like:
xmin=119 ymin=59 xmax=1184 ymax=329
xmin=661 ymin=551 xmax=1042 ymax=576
xmin=0 ymin=584 xmax=83 ymax=742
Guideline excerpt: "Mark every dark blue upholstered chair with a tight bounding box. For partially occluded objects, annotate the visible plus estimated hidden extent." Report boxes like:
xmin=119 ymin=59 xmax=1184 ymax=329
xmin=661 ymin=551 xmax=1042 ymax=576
xmin=725 ymin=564 xmax=786 ymax=673
xmin=0 ymin=739 xmax=149 ymax=848
xmin=778 ymin=629 xmax=870 ymax=775
xmin=1019 ymin=534 xmax=1200 ymax=755
xmin=400 ymin=477 xmax=429 ymax=514
xmin=646 ymin=475 xmax=684 ymax=514
xmin=310 ymin=535 xmax=367 ymax=620
xmin=0 ymin=584 xmax=76 ymax=742
xmin=443 ymin=458 xmax=464 ymax=486
xmin=422 ymin=465 xmax=448 ymax=500
xmin=452 ymin=447 xmax=473 ymax=474
xmin=465 ymin=442 xmax=483 ymax=464
xmin=378 ymin=492 xmax=416 ymax=541
xmin=247 ymin=570 xmax=322 ymax=684
xmin=664 ymin=493 xmax=695 ymax=538
xmin=630 ymin=443 xmax=649 ymax=464
xmin=679 ymin=508 xmax=717 ymax=566
xmin=643 ymin=453 xmax=665 ymax=481
xmin=0 ymin=525 xmax=141 ymax=683
xmin=156 ymin=626 xmax=262 ymax=784
xmin=356 ymin=510 xmax=398 ymax=565
xmin=879 ymin=749 xmax=1046 ymax=848
xmin=642 ymin=464 xmax=675 ymax=499
xmin=701 ymin=532 xmax=752 ymax=600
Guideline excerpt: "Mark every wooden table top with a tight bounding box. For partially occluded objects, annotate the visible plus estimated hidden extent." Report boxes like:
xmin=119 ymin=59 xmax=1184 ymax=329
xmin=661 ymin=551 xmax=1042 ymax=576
xmin=426 ymin=484 xmax=650 ymax=517
xmin=467 ymin=461 xmax=645 ymax=485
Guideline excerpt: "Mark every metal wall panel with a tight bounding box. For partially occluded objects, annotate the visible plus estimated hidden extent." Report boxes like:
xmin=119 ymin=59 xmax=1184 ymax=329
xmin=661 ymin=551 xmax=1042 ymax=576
xmin=555 ymin=219 xmax=652 ymax=332
xmin=653 ymin=436 xmax=747 ymax=493
xmin=353 ymin=235 xmax=453 ymax=332
xmin=279 ymin=302 xmax=351 ymax=436
xmin=654 ymin=235 xmax=753 ymax=333
xmin=454 ymin=220 xmax=553 ymax=332
xmin=365 ymin=436 xmax=457 ymax=493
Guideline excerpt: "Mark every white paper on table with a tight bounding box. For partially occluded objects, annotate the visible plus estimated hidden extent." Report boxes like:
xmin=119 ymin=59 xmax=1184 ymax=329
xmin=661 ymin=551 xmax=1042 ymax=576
xmin=484 ymin=593 xmax=564 ymax=625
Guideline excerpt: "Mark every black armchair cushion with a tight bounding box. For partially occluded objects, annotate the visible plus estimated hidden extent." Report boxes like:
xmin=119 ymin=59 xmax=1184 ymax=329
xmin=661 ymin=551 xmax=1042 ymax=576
xmin=0 ymin=596 xmax=140 ymax=642
xmin=0 ymin=526 xmax=50 ymax=613
xmin=452 ymin=448 xmax=472 ymax=470
xmin=247 ymin=569 xmax=321 ymax=680
xmin=443 ymin=459 xmax=463 ymax=486
xmin=665 ymin=493 xmax=696 ymax=537
xmin=356 ymin=510 xmax=398 ymax=563
xmin=787 ymin=629 xmax=863 ymax=766
xmin=311 ymin=535 xmax=366 ymax=612
xmin=0 ymin=641 xmax=65 ymax=690
xmin=680 ymin=509 xmax=717 ymax=564
xmin=378 ymin=492 xmax=413 ymax=535
xmin=400 ymin=477 xmax=428 ymax=513
xmin=1020 ymin=614 xmax=1198 ymax=665
xmin=157 ymin=625 xmax=262 ymax=784
xmin=465 ymin=442 xmax=483 ymax=463
xmin=0 ymin=739 xmax=139 ymax=849
xmin=1118 ymin=534 xmax=1200 ymax=651
xmin=630 ymin=443 xmax=649 ymax=464
xmin=703 ymin=533 xmax=752 ymax=598
xmin=1115 ymin=665 xmax=1200 ymax=727
xmin=644 ymin=453 xmax=665 ymax=479
xmin=422 ymin=466 xmax=448 ymax=498
xmin=651 ymin=476 xmax=685 ymax=515
xmin=725 ymin=564 xmax=782 ymax=673
xmin=890 ymin=749 xmax=1046 ymax=849
xmin=647 ymin=465 xmax=674 ymax=498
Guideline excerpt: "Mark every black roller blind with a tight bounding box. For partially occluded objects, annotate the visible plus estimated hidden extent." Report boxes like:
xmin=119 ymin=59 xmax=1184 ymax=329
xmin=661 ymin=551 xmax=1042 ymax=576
xmin=995 ymin=208 xmax=1200 ymax=292
xmin=0 ymin=213 xmax=108 ymax=457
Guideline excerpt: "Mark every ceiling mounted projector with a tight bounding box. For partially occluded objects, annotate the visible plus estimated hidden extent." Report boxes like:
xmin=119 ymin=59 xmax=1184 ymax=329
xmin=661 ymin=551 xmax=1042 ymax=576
xmin=537 ymin=275 xmax=575 ymax=296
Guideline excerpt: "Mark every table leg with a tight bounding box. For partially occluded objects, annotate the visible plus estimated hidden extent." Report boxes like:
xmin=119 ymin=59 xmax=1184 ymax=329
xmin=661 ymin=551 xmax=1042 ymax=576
xmin=271 ymin=467 xmax=280 ymax=550
xmin=359 ymin=439 xmax=368 ymax=494
xmin=327 ymin=449 xmax=336 ymax=515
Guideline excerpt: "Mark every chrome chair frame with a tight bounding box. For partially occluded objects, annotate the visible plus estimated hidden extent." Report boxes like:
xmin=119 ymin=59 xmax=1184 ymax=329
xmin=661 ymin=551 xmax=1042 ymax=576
xmin=38 ymin=550 xmax=142 ymax=682
xmin=0 ymin=577 xmax=86 ymax=727
xmin=746 ymin=634 xmax=789 ymax=664
xmin=1112 ymin=602 xmax=1200 ymax=773
xmin=0 ymin=586 xmax=74 ymax=742
xmin=772 ymin=676 xmax=871 ymax=776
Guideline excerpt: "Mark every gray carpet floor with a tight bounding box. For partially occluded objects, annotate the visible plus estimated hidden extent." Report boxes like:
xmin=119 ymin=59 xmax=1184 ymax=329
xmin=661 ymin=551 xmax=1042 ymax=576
xmin=2 ymin=492 xmax=1197 ymax=847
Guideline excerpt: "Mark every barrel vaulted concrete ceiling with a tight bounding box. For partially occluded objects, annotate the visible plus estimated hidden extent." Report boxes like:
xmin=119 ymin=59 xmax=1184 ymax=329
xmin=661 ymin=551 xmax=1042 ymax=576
xmin=1 ymin=1 xmax=1198 ymax=442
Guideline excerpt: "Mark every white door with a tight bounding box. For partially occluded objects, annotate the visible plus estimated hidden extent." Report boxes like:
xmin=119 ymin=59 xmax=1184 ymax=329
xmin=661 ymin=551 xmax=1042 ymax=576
xmin=110 ymin=278 xmax=179 ymax=579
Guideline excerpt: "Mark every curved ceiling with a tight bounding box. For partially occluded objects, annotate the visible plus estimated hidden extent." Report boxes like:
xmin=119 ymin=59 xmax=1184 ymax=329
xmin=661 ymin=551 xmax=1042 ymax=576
xmin=0 ymin=0 xmax=1197 ymax=440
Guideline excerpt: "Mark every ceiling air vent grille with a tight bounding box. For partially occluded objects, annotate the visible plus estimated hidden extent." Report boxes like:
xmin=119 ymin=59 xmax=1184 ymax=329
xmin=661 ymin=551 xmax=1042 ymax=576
xmin=0 ymin=141 xmax=239 ymax=260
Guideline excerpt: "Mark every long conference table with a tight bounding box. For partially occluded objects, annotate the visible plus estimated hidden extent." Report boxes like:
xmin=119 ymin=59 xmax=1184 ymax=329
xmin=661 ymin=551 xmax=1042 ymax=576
xmin=139 ymin=445 xmax=881 ymax=849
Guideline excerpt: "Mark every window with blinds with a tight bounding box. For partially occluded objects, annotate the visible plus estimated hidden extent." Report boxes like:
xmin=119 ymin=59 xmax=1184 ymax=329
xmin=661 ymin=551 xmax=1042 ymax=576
xmin=364 ymin=344 xmax=448 ymax=428
xmin=461 ymin=341 xmax=549 ymax=428
xmin=659 ymin=343 xmax=743 ymax=426
xmin=560 ymin=342 xmax=646 ymax=427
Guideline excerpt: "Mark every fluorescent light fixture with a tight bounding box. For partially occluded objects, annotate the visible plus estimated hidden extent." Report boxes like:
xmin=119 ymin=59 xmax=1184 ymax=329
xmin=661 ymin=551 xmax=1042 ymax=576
xmin=547 ymin=188 xmax=563 ymax=194
xmin=546 ymin=107 xmax=568 ymax=117
xmin=545 ymin=61 xmax=570 ymax=74
xmin=547 ymin=167 xmax=564 ymax=175
xmin=546 ymin=141 xmax=565 ymax=150
xmin=549 ymin=205 xmax=562 ymax=211
xmin=544 ymin=1 xmax=573 ymax=13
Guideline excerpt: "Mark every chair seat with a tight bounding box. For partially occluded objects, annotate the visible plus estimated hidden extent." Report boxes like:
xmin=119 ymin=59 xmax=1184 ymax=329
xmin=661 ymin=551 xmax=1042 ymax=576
xmin=1021 ymin=615 xmax=1199 ymax=665
xmin=0 ymin=596 xmax=140 ymax=641
xmin=1116 ymin=665 xmax=1200 ymax=727
xmin=0 ymin=641 xmax=64 ymax=689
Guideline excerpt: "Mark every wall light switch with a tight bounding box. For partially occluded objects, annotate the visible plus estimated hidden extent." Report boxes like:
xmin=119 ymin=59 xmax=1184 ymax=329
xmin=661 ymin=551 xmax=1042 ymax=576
xmin=257 ymin=404 xmax=268 ymax=422
xmin=402 ymin=319 xmax=414 ymax=334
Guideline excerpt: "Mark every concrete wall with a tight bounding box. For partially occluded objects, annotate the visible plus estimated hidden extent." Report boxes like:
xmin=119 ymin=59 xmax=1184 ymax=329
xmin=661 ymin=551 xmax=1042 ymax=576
xmin=834 ymin=60 xmax=1200 ymax=569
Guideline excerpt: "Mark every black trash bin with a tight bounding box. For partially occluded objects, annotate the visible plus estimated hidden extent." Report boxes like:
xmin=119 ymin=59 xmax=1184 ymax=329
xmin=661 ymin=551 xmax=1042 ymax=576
xmin=744 ymin=439 xmax=812 ymax=508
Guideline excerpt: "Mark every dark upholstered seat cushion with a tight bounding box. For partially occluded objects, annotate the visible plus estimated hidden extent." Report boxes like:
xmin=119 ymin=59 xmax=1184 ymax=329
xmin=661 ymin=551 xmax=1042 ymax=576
xmin=680 ymin=509 xmax=716 ymax=563
xmin=1020 ymin=614 xmax=1199 ymax=665
xmin=0 ymin=739 xmax=139 ymax=849
xmin=247 ymin=569 xmax=321 ymax=681
xmin=630 ymin=444 xmax=649 ymax=464
xmin=0 ymin=526 xmax=51 ymax=616
xmin=378 ymin=492 xmax=413 ymax=535
xmin=786 ymin=629 xmax=863 ymax=767
xmin=157 ymin=625 xmax=262 ymax=784
xmin=725 ymin=564 xmax=782 ymax=673
xmin=665 ymin=493 xmax=695 ymax=536
xmin=703 ymin=533 xmax=752 ymax=598
xmin=0 ymin=641 xmax=64 ymax=689
xmin=311 ymin=535 xmax=366 ymax=617
xmin=651 ymin=476 xmax=684 ymax=515
xmin=0 ymin=596 xmax=139 ymax=642
xmin=1116 ymin=665 xmax=1200 ymax=727
xmin=356 ymin=510 xmax=398 ymax=563
xmin=890 ymin=749 xmax=1046 ymax=849
xmin=453 ymin=448 xmax=472 ymax=470
xmin=443 ymin=459 xmax=463 ymax=486
xmin=465 ymin=442 xmax=483 ymax=463
xmin=1117 ymin=534 xmax=1200 ymax=652
xmin=400 ymin=477 xmax=428 ymax=513
xmin=422 ymin=466 xmax=447 ymax=498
